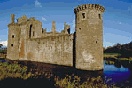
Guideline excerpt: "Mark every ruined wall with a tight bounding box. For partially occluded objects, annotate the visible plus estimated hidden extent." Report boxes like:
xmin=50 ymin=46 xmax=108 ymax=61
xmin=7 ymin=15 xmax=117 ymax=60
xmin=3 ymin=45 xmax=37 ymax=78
xmin=7 ymin=14 xmax=73 ymax=67
xmin=26 ymin=34 xmax=73 ymax=66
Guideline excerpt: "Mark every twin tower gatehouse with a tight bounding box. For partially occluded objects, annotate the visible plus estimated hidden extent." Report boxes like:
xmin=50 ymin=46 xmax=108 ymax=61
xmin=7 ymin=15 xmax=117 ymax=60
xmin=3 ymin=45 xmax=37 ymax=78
xmin=7 ymin=4 xmax=105 ymax=70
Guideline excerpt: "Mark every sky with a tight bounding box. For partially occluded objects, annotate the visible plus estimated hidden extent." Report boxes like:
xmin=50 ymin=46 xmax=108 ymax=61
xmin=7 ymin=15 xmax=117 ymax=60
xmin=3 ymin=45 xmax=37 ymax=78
xmin=0 ymin=0 xmax=132 ymax=47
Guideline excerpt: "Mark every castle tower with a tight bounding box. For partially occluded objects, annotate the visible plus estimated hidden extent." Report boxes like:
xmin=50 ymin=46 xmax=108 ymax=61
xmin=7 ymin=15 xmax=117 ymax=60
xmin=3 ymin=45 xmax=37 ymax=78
xmin=74 ymin=4 xmax=105 ymax=70
xmin=7 ymin=14 xmax=20 ymax=60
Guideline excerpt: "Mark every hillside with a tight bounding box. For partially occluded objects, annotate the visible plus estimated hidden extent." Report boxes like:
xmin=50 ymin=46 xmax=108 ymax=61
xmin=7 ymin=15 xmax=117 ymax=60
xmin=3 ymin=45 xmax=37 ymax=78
xmin=104 ymin=41 xmax=132 ymax=58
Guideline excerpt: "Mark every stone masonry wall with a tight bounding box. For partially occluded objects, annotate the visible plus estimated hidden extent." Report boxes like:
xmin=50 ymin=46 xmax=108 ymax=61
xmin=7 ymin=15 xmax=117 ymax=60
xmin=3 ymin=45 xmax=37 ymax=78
xmin=25 ymin=34 xmax=73 ymax=66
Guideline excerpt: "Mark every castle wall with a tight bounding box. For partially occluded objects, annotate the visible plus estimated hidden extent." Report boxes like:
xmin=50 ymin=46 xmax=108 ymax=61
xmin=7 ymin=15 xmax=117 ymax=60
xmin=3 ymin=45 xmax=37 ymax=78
xmin=26 ymin=34 xmax=73 ymax=66
xmin=7 ymin=4 xmax=105 ymax=71
xmin=19 ymin=24 xmax=27 ymax=60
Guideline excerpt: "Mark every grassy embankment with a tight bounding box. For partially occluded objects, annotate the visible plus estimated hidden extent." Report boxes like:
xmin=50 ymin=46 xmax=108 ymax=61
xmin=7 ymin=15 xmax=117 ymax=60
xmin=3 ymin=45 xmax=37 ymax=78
xmin=104 ymin=53 xmax=132 ymax=61
xmin=0 ymin=60 xmax=117 ymax=88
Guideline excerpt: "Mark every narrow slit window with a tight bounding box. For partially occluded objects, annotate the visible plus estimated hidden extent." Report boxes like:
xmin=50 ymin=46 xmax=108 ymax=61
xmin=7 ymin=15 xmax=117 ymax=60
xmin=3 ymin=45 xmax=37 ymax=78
xmin=82 ymin=13 xmax=85 ymax=19
xmin=98 ymin=14 xmax=101 ymax=19
xmin=29 ymin=24 xmax=32 ymax=38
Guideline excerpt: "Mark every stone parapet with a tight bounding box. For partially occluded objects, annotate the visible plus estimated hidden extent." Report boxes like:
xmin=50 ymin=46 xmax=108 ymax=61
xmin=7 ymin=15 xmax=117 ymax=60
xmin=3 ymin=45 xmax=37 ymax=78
xmin=74 ymin=4 xmax=105 ymax=14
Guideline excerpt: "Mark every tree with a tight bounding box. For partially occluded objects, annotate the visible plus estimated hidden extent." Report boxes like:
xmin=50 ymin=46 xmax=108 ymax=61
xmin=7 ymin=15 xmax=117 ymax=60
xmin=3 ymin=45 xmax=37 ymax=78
xmin=0 ymin=44 xmax=3 ymax=48
xmin=104 ymin=41 xmax=132 ymax=58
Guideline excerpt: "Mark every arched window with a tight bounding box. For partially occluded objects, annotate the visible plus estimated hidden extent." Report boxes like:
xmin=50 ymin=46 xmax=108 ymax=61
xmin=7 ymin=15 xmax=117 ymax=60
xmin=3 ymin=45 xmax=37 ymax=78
xmin=29 ymin=24 xmax=32 ymax=38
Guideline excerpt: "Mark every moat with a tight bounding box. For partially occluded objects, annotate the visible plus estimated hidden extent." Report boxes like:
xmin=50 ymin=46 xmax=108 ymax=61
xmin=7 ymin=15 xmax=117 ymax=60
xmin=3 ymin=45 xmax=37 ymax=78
xmin=104 ymin=60 xmax=132 ymax=87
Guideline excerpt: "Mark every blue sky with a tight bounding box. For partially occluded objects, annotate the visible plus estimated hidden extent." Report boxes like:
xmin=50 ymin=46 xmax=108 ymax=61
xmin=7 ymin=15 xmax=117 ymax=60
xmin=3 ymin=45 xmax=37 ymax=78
xmin=0 ymin=0 xmax=132 ymax=47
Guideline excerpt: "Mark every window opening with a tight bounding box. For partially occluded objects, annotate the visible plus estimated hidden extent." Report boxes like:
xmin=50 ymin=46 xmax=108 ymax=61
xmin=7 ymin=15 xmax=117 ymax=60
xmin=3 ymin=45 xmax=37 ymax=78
xmin=12 ymin=35 xmax=14 ymax=38
xmin=82 ymin=13 xmax=85 ymax=19
xmin=98 ymin=14 xmax=101 ymax=19
xmin=11 ymin=44 xmax=13 ymax=47
xmin=29 ymin=25 xmax=32 ymax=38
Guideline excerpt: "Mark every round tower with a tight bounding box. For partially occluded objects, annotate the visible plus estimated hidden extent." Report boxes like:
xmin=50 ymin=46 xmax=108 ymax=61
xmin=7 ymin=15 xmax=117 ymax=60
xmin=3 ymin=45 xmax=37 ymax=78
xmin=74 ymin=4 xmax=105 ymax=70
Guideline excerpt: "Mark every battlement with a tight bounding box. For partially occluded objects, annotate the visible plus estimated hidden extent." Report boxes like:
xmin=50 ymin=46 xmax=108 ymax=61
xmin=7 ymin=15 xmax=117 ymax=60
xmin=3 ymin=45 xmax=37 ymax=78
xmin=74 ymin=4 xmax=105 ymax=14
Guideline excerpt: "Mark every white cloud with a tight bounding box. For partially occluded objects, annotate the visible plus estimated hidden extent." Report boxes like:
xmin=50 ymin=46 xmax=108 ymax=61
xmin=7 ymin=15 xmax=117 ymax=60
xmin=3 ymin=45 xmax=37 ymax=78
xmin=35 ymin=0 xmax=42 ymax=7
xmin=42 ymin=17 xmax=47 ymax=21
xmin=0 ymin=40 xmax=8 ymax=47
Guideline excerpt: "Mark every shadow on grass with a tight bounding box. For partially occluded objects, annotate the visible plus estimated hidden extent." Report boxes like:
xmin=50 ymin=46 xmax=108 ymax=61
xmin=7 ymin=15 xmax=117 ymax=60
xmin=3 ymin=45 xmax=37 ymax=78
xmin=0 ymin=76 xmax=55 ymax=88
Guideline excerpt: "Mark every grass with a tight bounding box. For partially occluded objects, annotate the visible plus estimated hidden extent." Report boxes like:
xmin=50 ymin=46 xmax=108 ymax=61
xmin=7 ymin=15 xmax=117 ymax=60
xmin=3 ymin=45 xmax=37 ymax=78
xmin=55 ymin=75 xmax=111 ymax=88
xmin=104 ymin=53 xmax=132 ymax=61
xmin=0 ymin=61 xmax=29 ymax=80
xmin=0 ymin=60 xmax=118 ymax=88
xmin=104 ymin=53 xmax=121 ymax=59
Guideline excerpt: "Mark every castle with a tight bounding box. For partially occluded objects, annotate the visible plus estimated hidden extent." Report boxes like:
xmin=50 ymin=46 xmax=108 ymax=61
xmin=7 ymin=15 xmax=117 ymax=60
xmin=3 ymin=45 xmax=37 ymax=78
xmin=7 ymin=4 xmax=105 ymax=70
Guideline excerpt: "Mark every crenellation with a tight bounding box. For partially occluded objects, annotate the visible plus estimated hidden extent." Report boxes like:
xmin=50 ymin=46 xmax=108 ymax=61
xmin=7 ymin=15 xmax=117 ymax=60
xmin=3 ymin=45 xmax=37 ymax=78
xmin=74 ymin=4 xmax=105 ymax=14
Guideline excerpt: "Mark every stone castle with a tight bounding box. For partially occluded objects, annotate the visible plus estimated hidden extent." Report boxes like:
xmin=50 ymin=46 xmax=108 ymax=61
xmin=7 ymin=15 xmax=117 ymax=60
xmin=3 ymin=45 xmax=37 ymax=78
xmin=7 ymin=4 xmax=105 ymax=70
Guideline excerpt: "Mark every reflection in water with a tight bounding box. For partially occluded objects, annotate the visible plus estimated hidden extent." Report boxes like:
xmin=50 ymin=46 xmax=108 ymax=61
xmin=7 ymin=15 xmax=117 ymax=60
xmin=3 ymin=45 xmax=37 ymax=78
xmin=121 ymin=60 xmax=129 ymax=68
xmin=104 ymin=60 xmax=132 ymax=87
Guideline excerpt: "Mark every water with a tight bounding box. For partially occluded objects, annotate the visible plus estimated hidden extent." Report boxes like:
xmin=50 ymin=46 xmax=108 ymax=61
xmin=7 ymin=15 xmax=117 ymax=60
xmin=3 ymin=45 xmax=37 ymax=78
xmin=46 ymin=60 xmax=132 ymax=87
xmin=104 ymin=60 xmax=132 ymax=87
